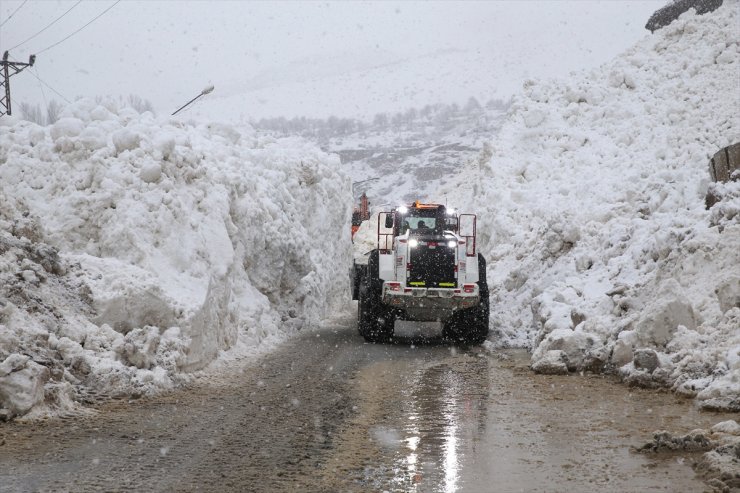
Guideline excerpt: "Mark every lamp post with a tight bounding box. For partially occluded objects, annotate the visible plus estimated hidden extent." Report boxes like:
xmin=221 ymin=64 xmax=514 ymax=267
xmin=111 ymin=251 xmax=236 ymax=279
xmin=351 ymin=177 xmax=380 ymax=198
xmin=172 ymin=85 xmax=214 ymax=116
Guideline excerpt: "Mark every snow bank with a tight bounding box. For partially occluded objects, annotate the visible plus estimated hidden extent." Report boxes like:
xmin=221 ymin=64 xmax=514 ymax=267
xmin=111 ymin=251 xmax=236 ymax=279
xmin=0 ymin=101 xmax=351 ymax=419
xmin=636 ymin=420 xmax=740 ymax=491
xmin=443 ymin=3 xmax=739 ymax=410
xmin=352 ymin=210 xmax=382 ymax=264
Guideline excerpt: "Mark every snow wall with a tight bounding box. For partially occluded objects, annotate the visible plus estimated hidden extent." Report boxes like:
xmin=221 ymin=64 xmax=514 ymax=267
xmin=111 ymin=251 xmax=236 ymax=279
xmin=442 ymin=3 xmax=739 ymax=410
xmin=0 ymin=101 xmax=352 ymax=419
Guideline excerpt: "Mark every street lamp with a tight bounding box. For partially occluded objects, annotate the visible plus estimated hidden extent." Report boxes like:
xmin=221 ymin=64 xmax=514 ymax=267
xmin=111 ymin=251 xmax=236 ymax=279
xmin=351 ymin=177 xmax=380 ymax=198
xmin=172 ymin=85 xmax=215 ymax=116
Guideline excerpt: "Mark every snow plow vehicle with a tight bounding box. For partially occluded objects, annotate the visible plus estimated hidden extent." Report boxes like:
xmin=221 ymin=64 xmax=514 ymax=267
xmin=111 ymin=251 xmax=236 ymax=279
xmin=351 ymin=201 xmax=489 ymax=344
xmin=351 ymin=193 xmax=371 ymax=239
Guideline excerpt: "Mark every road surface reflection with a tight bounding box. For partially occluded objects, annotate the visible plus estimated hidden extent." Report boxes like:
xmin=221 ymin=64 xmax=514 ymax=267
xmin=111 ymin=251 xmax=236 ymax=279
xmin=385 ymin=353 xmax=490 ymax=492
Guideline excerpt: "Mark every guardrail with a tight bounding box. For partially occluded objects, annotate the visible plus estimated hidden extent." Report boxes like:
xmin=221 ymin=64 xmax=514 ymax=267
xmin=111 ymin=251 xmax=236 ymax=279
xmin=706 ymin=142 xmax=739 ymax=208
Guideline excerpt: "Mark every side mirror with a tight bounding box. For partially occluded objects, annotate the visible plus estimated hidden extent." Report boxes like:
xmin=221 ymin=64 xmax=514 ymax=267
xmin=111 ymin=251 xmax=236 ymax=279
xmin=384 ymin=214 xmax=394 ymax=229
xmin=459 ymin=214 xmax=476 ymax=237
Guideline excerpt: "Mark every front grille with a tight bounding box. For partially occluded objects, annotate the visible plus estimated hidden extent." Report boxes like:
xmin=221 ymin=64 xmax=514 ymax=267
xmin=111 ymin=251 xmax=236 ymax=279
xmin=408 ymin=242 xmax=456 ymax=288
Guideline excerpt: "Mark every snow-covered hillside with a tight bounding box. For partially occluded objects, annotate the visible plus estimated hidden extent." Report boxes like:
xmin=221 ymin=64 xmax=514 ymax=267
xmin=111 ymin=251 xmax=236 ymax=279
xmin=176 ymin=2 xmax=658 ymax=123
xmin=443 ymin=3 xmax=739 ymax=410
xmin=189 ymin=48 xmax=517 ymax=122
xmin=0 ymin=102 xmax=352 ymax=419
xmin=333 ymin=104 xmax=507 ymax=206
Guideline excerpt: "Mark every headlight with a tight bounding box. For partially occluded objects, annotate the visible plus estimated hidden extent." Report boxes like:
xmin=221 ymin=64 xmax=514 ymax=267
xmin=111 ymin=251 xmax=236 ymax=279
xmin=447 ymin=208 xmax=456 ymax=215
xmin=398 ymin=206 xmax=408 ymax=214
xmin=409 ymin=239 xmax=418 ymax=247
xmin=447 ymin=241 xmax=457 ymax=248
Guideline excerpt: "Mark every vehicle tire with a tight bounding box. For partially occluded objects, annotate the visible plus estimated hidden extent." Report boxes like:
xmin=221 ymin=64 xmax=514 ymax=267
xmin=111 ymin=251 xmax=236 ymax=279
xmin=357 ymin=284 xmax=379 ymax=340
xmin=358 ymin=251 xmax=393 ymax=343
xmin=465 ymin=254 xmax=490 ymax=344
xmin=442 ymin=309 xmax=464 ymax=342
xmin=444 ymin=254 xmax=490 ymax=345
xmin=351 ymin=263 xmax=362 ymax=301
xmin=376 ymin=308 xmax=395 ymax=342
xmin=464 ymin=286 xmax=489 ymax=344
xmin=359 ymin=290 xmax=394 ymax=343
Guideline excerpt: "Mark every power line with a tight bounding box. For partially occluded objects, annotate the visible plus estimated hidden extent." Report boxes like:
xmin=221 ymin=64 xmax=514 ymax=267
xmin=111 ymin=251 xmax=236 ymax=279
xmin=23 ymin=66 xmax=71 ymax=103
xmin=32 ymin=66 xmax=48 ymax=110
xmin=9 ymin=54 xmax=70 ymax=103
xmin=36 ymin=0 xmax=121 ymax=55
xmin=0 ymin=0 xmax=28 ymax=28
xmin=8 ymin=1 xmax=83 ymax=52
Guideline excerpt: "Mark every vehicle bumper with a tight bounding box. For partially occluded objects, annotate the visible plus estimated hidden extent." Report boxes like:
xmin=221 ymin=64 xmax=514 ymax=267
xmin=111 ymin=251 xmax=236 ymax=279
xmin=381 ymin=285 xmax=479 ymax=311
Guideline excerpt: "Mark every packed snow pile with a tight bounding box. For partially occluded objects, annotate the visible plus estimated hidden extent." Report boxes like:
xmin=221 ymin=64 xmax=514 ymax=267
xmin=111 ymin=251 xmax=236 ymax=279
xmin=352 ymin=211 xmax=382 ymax=264
xmin=636 ymin=420 xmax=740 ymax=491
xmin=443 ymin=3 xmax=739 ymax=410
xmin=0 ymin=101 xmax=351 ymax=419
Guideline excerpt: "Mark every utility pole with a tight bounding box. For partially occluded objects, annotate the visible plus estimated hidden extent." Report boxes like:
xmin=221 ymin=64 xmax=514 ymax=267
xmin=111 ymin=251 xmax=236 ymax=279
xmin=0 ymin=51 xmax=36 ymax=117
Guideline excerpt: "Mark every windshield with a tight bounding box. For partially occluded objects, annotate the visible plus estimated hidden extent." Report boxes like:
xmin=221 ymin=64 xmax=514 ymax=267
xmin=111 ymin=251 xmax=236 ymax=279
xmin=399 ymin=209 xmax=443 ymax=234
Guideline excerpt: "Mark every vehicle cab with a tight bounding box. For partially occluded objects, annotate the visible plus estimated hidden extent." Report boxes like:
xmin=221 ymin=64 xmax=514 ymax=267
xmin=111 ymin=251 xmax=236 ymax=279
xmin=376 ymin=201 xmax=479 ymax=322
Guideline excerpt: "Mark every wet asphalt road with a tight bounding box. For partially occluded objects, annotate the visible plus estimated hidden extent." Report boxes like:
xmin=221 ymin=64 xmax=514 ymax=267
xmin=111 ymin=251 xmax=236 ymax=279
xmin=0 ymin=318 xmax=734 ymax=492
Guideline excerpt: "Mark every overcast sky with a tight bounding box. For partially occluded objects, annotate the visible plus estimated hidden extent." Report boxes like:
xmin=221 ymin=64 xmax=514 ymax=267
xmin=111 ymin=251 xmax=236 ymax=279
xmin=1 ymin=0 xmax=665 ymax=121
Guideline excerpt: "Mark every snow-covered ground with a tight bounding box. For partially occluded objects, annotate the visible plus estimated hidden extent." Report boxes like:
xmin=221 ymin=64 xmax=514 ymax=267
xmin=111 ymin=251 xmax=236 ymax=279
xmin=441 ymin=3 xmax=739 ymax=410
xmin=0 ymin=102 xmax=352 ymax=419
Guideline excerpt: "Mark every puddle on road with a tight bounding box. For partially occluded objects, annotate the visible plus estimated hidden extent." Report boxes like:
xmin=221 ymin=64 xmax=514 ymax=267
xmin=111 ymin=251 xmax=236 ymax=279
xmin=320 ymin=348 xmax=736 ymax=493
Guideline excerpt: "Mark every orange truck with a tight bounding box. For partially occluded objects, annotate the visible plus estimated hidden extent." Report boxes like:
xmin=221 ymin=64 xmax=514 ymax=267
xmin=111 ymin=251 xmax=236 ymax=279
xmin=351 ymin=193 xmax=371 ymax=239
